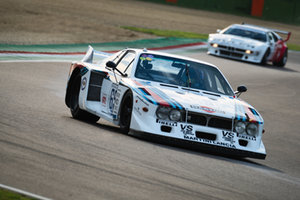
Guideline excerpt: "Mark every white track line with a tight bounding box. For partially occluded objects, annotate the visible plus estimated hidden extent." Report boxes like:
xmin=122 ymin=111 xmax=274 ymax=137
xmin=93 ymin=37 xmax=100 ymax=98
xmin=0 ymin=183 xmax=52 ymax=200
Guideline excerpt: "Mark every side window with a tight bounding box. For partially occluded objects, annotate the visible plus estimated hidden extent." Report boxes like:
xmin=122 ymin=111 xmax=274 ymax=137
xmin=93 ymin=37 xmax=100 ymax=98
xmin=112 ymin=50 xmax=126 ymax=63
xmin=267 ymin=32 xmax=274 ymax=43
xmin=116 ymin=51 xmax=136 ymax=74
xmin=271 ymin=32 xmax=279 ymax=42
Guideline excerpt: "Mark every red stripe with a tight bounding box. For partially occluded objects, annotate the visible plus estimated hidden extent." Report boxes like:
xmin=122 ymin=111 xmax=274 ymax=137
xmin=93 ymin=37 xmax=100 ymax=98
xmin=0 ymin=50 xmax=118 ymax=55
xmin=244 ymin=105 xmax=257 ymax=123
xmin=0 ymin=50 xmax=85 ymax=55
xmin=133 ymin=80 xmax=170 ymax=107
xmin=149 ymin=42 xmax=206 ymax=51
xmin=0 ymin=42 xmax=206 ymax=55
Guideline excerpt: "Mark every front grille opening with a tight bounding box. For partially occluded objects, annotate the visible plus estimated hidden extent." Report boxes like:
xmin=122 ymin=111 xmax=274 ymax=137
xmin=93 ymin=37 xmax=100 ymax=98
xmin=186 ymin=112 xmax=207 ymax=126
xmin=239 ymin=139 xmax=248 ymax=147
xmin=208 ymin=117 xmax=232 ymax=131
xmin=220 ymin=50 xmax=243 ymax=58
xmin=161 ymin=126 xmax=172 ymax=133
xmin=196 ymin=131 xmax=216 ymax=141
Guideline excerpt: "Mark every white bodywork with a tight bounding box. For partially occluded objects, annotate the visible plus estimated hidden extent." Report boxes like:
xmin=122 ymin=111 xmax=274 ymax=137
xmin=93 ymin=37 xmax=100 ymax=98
xmin=208 ymin=24 xmax=283 ymax=64
xmin=66 ymin=47 xmax=266 ymax=159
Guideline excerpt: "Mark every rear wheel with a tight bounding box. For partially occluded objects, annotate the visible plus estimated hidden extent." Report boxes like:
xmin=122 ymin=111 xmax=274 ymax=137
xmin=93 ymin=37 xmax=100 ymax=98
xmin=69 ymin=74 xmax=100 ymax=122
xmin=273 ymin=49 xmax=287 ymax=67
xmin=260 ymin=48 xmax=270 ymax=65
xmin=119 ymin=91 xmax=133 ymax=134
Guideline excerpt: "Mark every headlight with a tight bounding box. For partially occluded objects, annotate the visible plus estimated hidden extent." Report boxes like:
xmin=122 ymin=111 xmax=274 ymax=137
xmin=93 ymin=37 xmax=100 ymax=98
xmin=156 ymin=106 xmax=171 ymax=120
xmin=245 ymin=50 xmax=252 ymax=54
xmin=169 ymin=110 xmax=181 ymax=121
xmin=246 ymin=123 xmax=258 ymax=136
xmin=212 ymin=43 xmax=218 ymax=48
xmin=156 ymin=106 xmax=182 ymax=121
xmin=235 ymin=121 xmax=246 ymax=134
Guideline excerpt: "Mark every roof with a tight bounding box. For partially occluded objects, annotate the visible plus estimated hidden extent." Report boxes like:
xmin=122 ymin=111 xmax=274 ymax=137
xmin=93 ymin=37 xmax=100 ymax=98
xmin=129 ymin=48 xmax=219 ymax=70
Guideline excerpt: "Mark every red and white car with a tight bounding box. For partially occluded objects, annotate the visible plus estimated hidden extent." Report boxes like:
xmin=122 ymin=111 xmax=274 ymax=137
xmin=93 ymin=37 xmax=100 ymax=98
xmin=208 ymin=23 xmax=291 ymax=67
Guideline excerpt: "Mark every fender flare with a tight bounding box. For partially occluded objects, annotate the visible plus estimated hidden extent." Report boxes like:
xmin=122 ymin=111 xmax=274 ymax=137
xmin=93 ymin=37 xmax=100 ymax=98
xmin=65 ymin=66 xmax=83 ymax=108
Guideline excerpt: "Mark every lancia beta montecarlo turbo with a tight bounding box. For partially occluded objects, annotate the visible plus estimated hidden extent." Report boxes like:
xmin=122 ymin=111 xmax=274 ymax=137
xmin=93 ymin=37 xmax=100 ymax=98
xmin=65 ymin=47 xmax=266 ymax=159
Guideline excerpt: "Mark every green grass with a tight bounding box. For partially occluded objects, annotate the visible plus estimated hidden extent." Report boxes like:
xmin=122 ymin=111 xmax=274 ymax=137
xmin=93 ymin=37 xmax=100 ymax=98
xmin=121 ymin=26 xmax=300 ymax=51
xmin=0 ymin=188 xmax=37 ymax=200
xmin=122 ymin=26 xmax=208 ymax=40
xmin=287 ymin=43 xmax=300 ymax=51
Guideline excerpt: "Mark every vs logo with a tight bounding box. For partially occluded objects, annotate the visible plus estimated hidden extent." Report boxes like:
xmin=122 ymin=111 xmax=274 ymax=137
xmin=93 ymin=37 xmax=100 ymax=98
xmin=180 ymin=124 xmax=193 ymax=135
xmin=222 ymin=131 xmax=235 ymax=144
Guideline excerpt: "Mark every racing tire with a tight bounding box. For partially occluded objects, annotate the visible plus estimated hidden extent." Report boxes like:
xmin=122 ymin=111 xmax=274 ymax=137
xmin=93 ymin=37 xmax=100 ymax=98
xmin=273 ymin=49 xmax=288 ymax=67
xmin=260 ymin=48 xmax=270 ymax=65
xmin=69 ymin=74 xmax=100 ymax=123
xmin=119 ymin=90 xmax=133 ymax=134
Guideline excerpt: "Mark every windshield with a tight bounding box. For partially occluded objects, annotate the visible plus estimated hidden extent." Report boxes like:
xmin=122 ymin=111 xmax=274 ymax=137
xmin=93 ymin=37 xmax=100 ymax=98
xmin=135 ymin=53 xmax=234 ymax=96
xmin=223 ymin=27 xmax=267 ymax=42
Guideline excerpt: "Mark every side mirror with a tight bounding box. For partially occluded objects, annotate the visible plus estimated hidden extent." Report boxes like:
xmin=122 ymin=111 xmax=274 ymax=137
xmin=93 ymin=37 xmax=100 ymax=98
xmin=106 ymin=61 xmax=117 ymax=69
xmin=235 ymin=85 xmax=247 ymax=97
xmin=216 ymin=29 xmax=221 ymax=33
xmin=237 ymin=85 xmax=247 ymax=93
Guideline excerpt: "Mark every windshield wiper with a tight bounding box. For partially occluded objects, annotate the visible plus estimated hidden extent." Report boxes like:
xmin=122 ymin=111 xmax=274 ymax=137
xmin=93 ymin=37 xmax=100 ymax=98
xmin=185 ymin=64 xmax=192 ymax=87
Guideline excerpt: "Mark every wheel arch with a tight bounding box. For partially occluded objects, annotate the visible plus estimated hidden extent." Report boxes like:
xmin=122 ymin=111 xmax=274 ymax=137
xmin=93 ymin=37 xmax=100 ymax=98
xmin=118 ymin=88 xmax=134 ymax=133
xmin=260 ymin=47 xmax=271 ymax=64
xmin=65 ymin=67 xmax=81 ymax=108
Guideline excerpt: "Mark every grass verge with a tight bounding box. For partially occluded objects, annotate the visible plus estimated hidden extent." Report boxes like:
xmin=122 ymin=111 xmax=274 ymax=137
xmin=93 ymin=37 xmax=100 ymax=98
xmin=287 ymin=43 xmax=300 ymax=51
xmin=0 ymin=188 xmax=37 ymax=200
xmin=122 ymin=26 xmax=300 ymax=51
xmin=122 ymin=26 xmax=208 ymax=40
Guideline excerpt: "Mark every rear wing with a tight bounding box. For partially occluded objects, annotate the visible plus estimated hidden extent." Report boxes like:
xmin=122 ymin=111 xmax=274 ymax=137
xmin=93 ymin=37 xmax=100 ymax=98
xmin=81 ymin=45 xmax=112 ymax=63
xmin=272 ymin=29 xmax=291 ymax=42
xmin=241 ymin=23 xmax=291 ymax=42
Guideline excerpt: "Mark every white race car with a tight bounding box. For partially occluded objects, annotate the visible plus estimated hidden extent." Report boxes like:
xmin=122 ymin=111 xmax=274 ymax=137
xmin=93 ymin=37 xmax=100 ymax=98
xmin=65 ymin=47 xmax=266 ymax=159
xmin=208 ymin=23 xmax=291 ymax=67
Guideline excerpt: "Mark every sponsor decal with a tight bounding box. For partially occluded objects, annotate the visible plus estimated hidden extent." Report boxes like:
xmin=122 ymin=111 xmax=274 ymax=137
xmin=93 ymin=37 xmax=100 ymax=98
xmin=183 ymin=135 xmax=236 ymax=148
xmin=180 ymin=124 xmax=194 ymax=136
xmin=102 ymin=94 xmax=107 ymax=107
xmin=136 ymin=95 xmax=149 ymax=107
xmin=80 ymin=67 xmax=89 ymax=76
xmin=156 ymin=119 xmax=177 ymax=127
xmin=81 ymin=77 xmax=87 ymax=90
xmin=222 ymin=131 xmax=235 ymax=144
xmin=140 ymin=54 xmax=154 ymax=61
xmin=237 ymin=133 xmax=256 ymax=141
xmin=190 ymin=105 xmax=225 ymax=114
xmin=134 ymin=107 xmax=142 ymax=116
xmin=109 ymin=84 xmax=118 ymax=114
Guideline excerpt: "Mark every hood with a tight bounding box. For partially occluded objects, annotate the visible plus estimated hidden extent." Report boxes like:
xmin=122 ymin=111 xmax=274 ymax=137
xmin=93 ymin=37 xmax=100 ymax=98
xmin=128 ymin=79 xmax=263 ymax=124
xmin=209 ymin=33 xmax=265 ymax=49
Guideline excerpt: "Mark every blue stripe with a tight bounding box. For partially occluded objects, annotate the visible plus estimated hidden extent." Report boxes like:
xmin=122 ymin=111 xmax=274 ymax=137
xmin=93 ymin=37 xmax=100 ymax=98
xmin=150 ymin=87 xmax=177 ymax=108
xmin=151 ymin=87 xmax=183 ymax=110
xmin=132 ymin=87 xmax=157 ymax=105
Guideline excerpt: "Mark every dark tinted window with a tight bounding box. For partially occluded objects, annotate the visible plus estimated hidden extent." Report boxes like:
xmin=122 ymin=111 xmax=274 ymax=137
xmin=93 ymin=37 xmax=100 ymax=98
xmin=223 ymin=28 xmax=267 ymax=42
xmin=135 ymin=53 xmax=234 ymax=96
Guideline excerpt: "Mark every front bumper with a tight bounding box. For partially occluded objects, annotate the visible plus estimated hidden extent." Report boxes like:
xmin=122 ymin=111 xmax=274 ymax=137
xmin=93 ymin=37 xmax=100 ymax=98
xmin=207 ymin=45 xmax=262 ymax=63
xmin=129 ymin=130 xmax=266 ymax=159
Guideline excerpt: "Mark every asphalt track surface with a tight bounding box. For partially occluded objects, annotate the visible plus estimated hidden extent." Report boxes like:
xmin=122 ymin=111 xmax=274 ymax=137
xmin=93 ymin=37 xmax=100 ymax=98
xmin=0 ymin=51 xmax=300 ymax=200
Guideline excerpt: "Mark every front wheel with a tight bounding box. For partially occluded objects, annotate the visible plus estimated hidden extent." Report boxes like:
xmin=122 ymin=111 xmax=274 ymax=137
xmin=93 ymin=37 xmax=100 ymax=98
xmin=69 ymin=74 xmax=100 ymax=123
xmin=273 ymin=49 xmax=287 ymax=67
xmin=119 ymin=91 xmax=133 ymax=134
